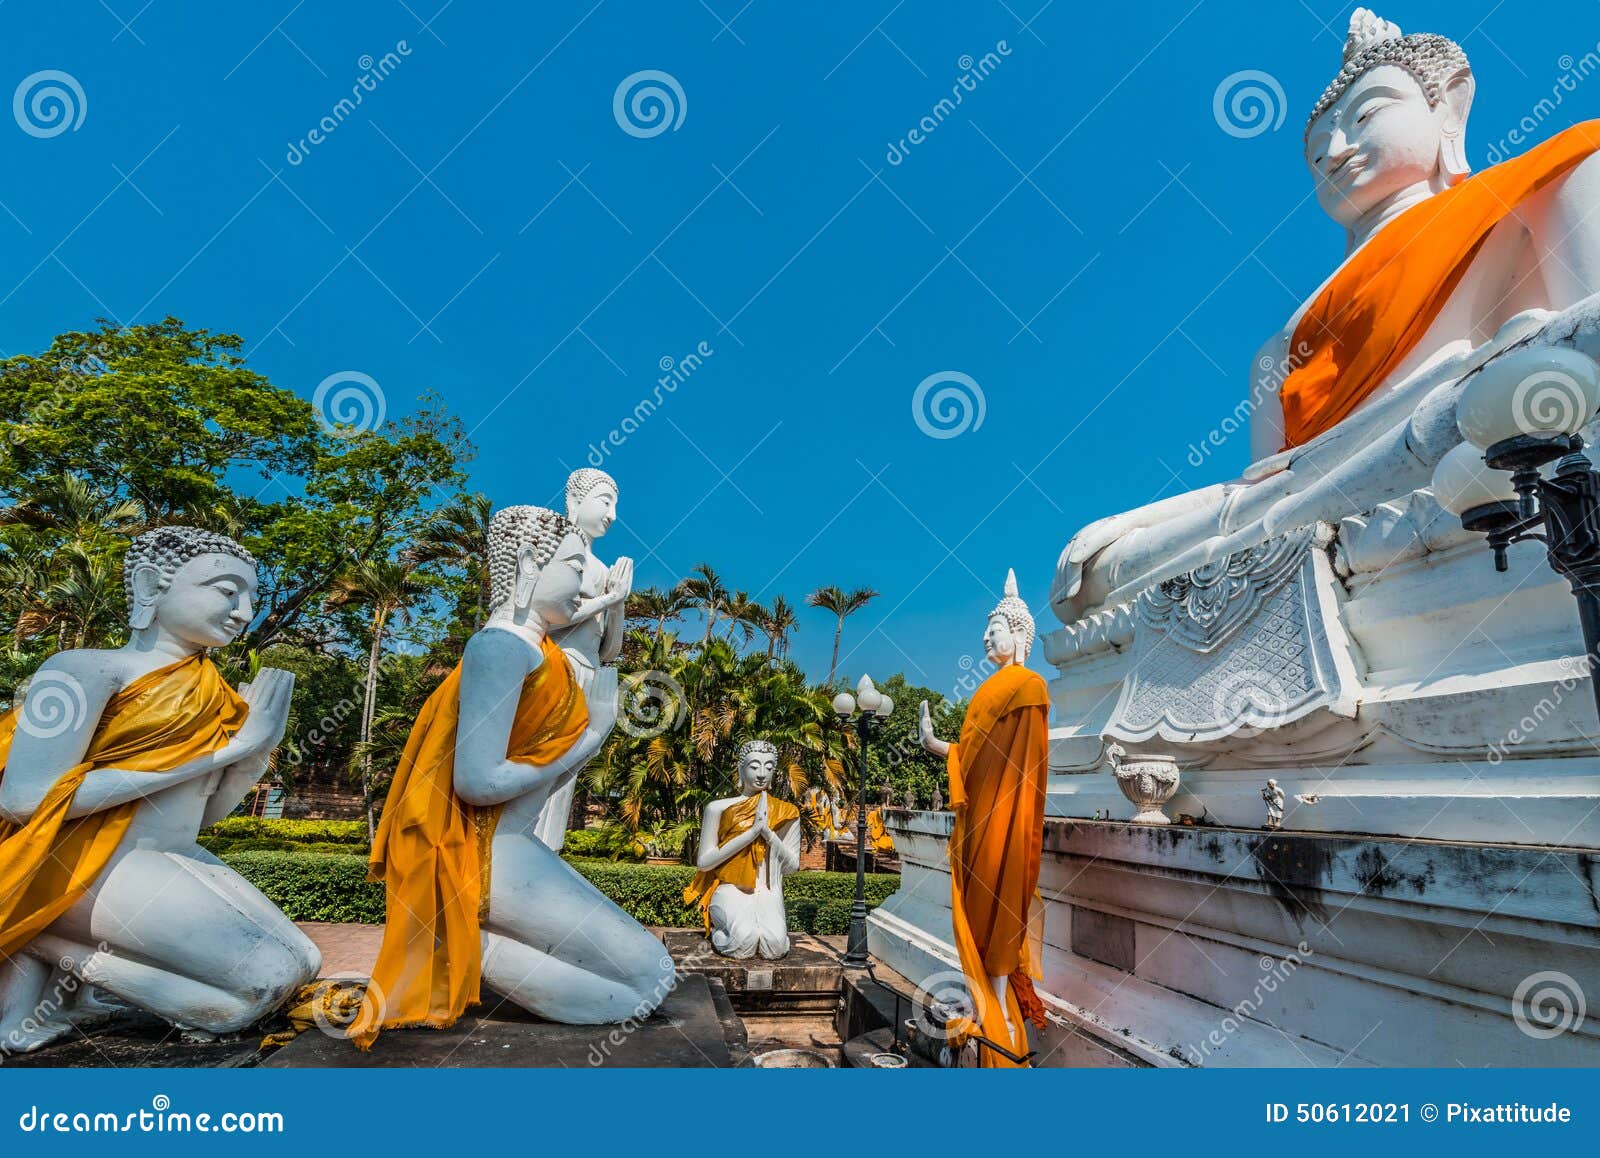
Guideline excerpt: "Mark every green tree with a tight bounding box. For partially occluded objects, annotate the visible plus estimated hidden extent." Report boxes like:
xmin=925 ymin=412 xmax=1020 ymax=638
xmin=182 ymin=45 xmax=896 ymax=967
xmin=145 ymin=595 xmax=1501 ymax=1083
xmin=805 ymin=584 xmax=881 ymax=684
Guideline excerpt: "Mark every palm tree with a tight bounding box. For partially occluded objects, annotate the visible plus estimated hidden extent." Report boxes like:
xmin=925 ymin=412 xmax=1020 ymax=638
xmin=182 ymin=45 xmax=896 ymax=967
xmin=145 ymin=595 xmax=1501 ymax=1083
xmin=805 ymin=585 xmax=881 ymax=684
xmin=407 ymin=493 xmax=493 ymax=629
xmin=759 ymin=595 xmax=798 ymax=659
xmin=0 ymin=473 xmax=145 ymax=544
xmin=326 ymin=558 xmax=429 ymax=837
xmin=722 ymin=590 xmax=766 ymax=651
xmin=676 ymin=563 xmax=729 ymax=645
xmin=20 ymin=545 xmax=122 ymax=649
xmin=626 ymin=585 xmax=691 ymax=643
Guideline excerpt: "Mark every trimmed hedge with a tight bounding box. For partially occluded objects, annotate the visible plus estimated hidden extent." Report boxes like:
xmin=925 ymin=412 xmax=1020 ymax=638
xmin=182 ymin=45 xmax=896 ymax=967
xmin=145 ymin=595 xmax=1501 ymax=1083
xmin=560 ymin=827 xmax=642 ymax=861
xmin=223 ymin=852 xmax=384 ymax=924
xmin=223 ymin=850 xmax=899 ymax=934
xmin=201 ymin=817 xmax=370 ymax=858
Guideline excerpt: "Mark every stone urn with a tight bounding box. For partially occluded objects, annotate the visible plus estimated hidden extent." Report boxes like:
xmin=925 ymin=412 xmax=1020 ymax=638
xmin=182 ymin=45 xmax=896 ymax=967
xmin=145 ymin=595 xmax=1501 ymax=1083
xmin=1107 ymin=744 xmax=1180 ymax=825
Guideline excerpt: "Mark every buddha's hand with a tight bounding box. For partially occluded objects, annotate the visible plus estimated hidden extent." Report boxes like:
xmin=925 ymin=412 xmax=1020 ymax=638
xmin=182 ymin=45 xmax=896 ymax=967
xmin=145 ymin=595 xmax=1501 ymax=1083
xmin=754 ymin=792 xmax=771 ymax=838
xmin=605 ymin=556 xmax=634 ymax=599
xmin=232 ymin=668 xmax=296 ymax=759
xmin=918 ymin=700 xmax=937 ymax=749
xmin=585 ymin=665 xmax=620 ymax=739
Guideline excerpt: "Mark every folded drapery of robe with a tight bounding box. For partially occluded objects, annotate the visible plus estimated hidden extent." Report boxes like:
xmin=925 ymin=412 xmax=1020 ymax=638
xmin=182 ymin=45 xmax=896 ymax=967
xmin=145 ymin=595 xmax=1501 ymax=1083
xmin=0 ymin=654 xmax=246 ymax=961
xmin=350 ymin=635 xmax=586 ymax=1050
xmin=942 ymin=662 xmax=1050 ymax=1069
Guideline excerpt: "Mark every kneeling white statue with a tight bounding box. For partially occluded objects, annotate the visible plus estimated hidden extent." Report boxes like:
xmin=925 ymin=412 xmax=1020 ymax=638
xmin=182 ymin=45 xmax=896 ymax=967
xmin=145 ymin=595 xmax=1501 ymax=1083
xmin=684 ymin=741 xmax=802 ymax=960
xmin=0 ymin=527 xmax=319 ymax=1053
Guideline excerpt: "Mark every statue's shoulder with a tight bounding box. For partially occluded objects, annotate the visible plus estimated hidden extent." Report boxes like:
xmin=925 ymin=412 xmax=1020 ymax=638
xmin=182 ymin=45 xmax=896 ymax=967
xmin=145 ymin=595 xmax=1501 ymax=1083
xmin=33 ymin=646 xmax=130 ymax=693
xmin=463 ymin=625 xmax=542 ymax=673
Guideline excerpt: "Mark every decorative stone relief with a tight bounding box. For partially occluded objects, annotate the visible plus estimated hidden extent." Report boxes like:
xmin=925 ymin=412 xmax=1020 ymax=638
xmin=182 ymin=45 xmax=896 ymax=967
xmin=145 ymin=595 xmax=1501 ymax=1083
xmin=1105 ymin=525 xmax=1359 ymax=745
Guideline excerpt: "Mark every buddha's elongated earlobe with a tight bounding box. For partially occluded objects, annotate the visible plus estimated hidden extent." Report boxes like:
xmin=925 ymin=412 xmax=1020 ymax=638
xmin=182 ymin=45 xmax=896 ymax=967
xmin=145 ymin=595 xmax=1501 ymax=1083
xmin=513 ymin=547 xmax=538 ymax=612
xmin=127 ymin=565 xmax=163 ymax=631
xmin=1437 ymin=72 xmax=1474 ymax=184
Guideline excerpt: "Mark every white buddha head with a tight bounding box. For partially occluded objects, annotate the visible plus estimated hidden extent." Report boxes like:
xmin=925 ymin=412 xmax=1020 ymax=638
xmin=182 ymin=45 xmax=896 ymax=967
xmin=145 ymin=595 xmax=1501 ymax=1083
xmin=124 ymin=526 xmax=258 ymax=649
xmin=565 ymin=468 xmax=618 ymax=542
xmin=984 ymin=569 xmax=1035 ymax=666
xmin=487 ymin=504 xmax=588 ymax=626
xmin=1304 ymin=9 xmax=1473 ymax=229
xmin=736 ymin=739 xmax=779 ymax=794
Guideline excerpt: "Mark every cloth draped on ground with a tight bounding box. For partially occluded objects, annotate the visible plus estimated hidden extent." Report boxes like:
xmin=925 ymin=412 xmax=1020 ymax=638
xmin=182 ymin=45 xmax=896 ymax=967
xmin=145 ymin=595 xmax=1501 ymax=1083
xmin=1280 ymin=120 xmax=1600 ymax=449
xmin=942 ymin=662 xmax=1050 ymax=1069
xmin=0 ymin=654 xmax=245 ymax=962
xmin=350 ymin=634 xmax=586 ymax=1050
xmin=866 ymin=808 xmax=895 ymax=853
xmin=683 ymin=791 xmax=801 ymax=931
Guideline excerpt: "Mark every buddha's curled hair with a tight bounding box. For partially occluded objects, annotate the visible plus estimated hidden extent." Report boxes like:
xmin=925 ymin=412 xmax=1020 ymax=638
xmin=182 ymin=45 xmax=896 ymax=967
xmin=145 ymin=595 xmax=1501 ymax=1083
xmin=487 ymin=505 xmax=577 ymax=613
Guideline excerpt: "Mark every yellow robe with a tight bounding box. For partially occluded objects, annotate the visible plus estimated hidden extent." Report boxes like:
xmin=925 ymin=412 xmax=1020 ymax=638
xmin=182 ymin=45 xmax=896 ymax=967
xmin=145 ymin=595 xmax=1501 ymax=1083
xmin=350 ymin=635 xmax=587 ymax=1049
xmin=943 ymin=662 xmax=1050 ymax=1068
xmin=0 ymin=654 xmax=247 ymax=961
xmin=1281 ymin=120 xmax=1600 ymax=448
xmin=683 ymin=791 xmax=802 ymax=931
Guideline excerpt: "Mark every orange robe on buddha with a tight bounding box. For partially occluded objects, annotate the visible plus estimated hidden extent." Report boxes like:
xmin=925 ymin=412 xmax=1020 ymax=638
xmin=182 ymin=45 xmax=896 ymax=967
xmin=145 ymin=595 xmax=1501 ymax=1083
xmin=1280 ymin=120 xmax=1600 ymax=449
xmin=350 ymin=636 xmax=586 ymax=1050
xmin=0 ymin=654 xmax=246 ymax=961
xmin=943 ymin=662 xmax=1050 ymax=1068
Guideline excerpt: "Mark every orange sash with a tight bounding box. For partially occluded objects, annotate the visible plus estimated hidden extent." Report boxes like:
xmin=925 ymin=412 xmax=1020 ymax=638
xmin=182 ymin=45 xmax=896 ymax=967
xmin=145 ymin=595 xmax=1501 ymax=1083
xmin=0 ymin=654 xmax=246 ymax=961
xmin=1280 ymin=120 xmax=1600 ymax=449
xmin=683 ymin=791 xmax=801 ymax=930
xmin=351 ymin=634 xmax=587 ymax=1050
xmin=944 ymin=663 xmax=1050 ymax=1068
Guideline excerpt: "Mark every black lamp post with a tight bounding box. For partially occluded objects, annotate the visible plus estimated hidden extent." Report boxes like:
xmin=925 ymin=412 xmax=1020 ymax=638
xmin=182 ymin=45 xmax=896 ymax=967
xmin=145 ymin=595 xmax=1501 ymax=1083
xmin=832 ymin=674 xmax=894 ymax=968
xmin=1433 ymin=345 xmax=1600 ymax=722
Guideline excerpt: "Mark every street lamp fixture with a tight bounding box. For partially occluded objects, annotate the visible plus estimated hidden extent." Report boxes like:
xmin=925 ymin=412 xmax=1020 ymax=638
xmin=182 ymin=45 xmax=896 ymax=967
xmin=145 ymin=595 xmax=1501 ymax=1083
xmin=833 ymin=673 xmax=894 ymax=967
xmin=1432 ymin=343 xmax=1600 ymax=721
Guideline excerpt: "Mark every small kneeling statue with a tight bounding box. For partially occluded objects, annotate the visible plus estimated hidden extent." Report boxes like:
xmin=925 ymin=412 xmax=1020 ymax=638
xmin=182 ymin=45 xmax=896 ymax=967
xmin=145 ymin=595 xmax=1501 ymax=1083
xmin=0 ymin=527 xmax=319 ymax=1052
xmin=684 ymin=740 xmax=801 ymax=960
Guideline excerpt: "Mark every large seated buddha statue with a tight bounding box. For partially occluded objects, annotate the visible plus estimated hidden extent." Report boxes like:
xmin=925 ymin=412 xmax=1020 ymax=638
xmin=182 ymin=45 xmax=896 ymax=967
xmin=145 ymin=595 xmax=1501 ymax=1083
xmin=0 ymin=527 xmax=318 ymax=1052
xmin=351 ymin=504 xmax=672 ymax=1048
xmin=1054 ymin=8 xmax=1600 ymax=623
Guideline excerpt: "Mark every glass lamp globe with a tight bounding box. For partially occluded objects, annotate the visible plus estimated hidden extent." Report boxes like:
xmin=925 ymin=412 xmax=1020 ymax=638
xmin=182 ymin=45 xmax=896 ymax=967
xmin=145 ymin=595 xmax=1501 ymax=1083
xmin=1456 ymin=345 xmax=1600 ymax=450
xmin=855 ymin=675 xmax=882 ymax=713
xmin=832 ymin=692 xmax=856 ymax=717
xmin=875 ymin=694 xmax=895 ymax=718
xmin=1430 ymin=441 xmax=1517 ymax=517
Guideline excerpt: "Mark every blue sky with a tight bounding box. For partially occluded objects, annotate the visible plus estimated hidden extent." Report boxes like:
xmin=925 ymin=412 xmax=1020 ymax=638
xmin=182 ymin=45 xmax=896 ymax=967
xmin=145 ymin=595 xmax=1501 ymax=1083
xmin=0 ymin=1 xmax=1589 ymax=691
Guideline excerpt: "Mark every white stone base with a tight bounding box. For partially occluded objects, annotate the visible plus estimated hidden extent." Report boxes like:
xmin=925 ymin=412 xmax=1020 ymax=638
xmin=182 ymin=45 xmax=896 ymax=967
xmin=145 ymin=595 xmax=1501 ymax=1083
xmin=869 ymin=810 xmax=1600 ymax=1067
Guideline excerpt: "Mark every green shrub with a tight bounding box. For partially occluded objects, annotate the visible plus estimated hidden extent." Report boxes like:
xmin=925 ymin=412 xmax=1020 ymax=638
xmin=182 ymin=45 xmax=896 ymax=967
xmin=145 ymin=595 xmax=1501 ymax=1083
xmin=561 ymin=828 xmax=642 ymax=861
xmin=207 ymin=817 xmax=368 ymax=845
xmin=226 ymin=849 xmax=901 ymax=933
xmin=223 ymin=852 xmax=385 ymax=924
